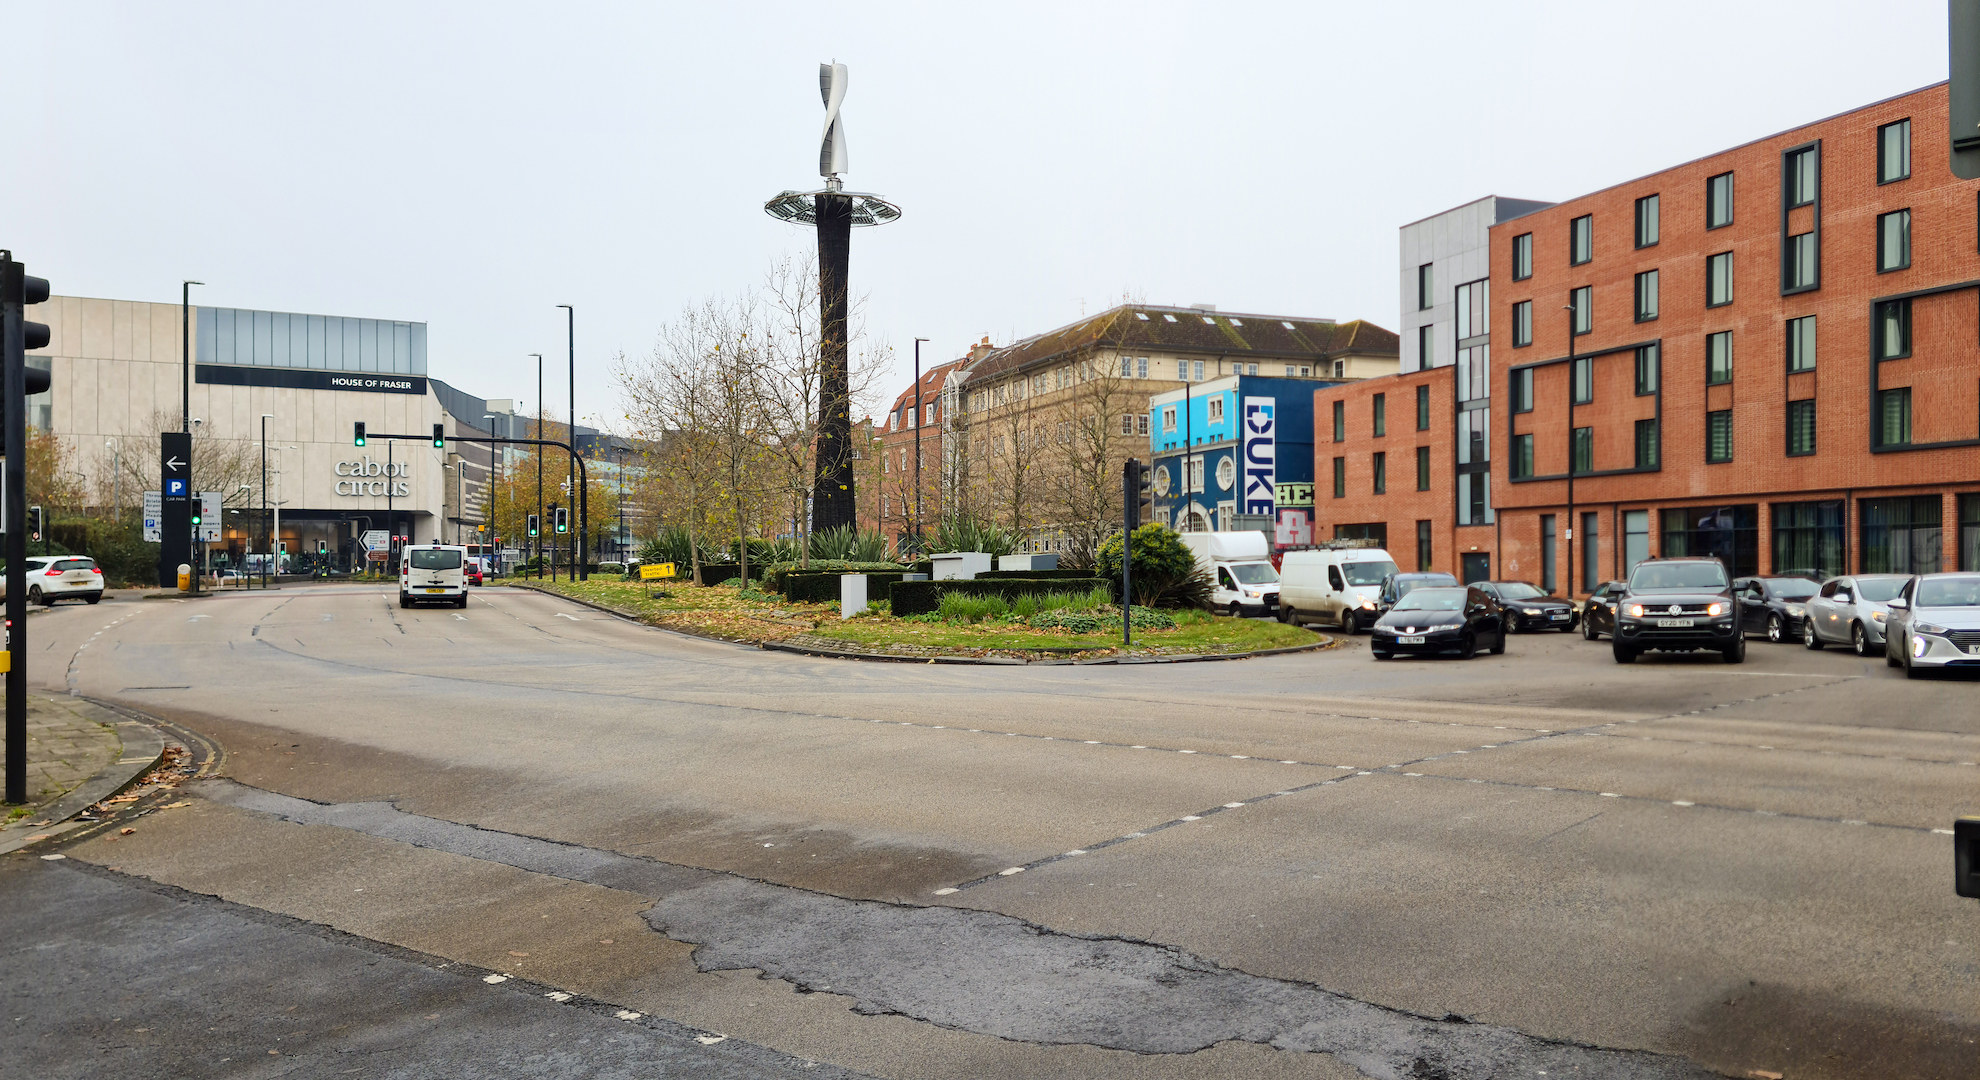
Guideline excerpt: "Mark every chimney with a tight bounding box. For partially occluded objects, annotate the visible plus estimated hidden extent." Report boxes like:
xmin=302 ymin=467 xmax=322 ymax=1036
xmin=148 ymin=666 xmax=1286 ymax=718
xmin=967 ymin=335 xmax=995 ymax=362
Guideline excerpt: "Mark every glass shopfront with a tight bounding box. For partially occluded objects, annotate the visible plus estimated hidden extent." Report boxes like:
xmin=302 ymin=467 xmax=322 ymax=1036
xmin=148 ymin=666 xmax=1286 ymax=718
xmin=1860 ymin=495 xmax=1941 ymax=575
xmin=1661 ymin=504 xmax=1758 ymax=578
xmin=1771 ymin=500 xmax=1844 ymax=579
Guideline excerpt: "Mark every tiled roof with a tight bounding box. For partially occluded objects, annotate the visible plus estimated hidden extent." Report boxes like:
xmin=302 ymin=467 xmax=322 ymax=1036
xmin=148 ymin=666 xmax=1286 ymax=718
xmin=965 ymin=305 xmax=1397 ymax=383
xmin=885 ymin=358 xmax=971 ymax=416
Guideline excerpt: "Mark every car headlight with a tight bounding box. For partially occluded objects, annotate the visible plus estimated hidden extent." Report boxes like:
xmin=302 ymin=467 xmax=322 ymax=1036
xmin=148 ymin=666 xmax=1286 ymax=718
xmin=1706 ymin=602 xmax=1726 ymax=617
xmin=1360 ymin=598 xmax=1376 ymax=610
xmin=1786 ymin=604 xmax=1805 ymax=616
xmin=1626 ymin=604 xmax=1645 ymax=618
xmin=1871 ymin=610 xmax=1887 ymax=623
xmin=1913 ymin=621 xmax=1949 ymax=635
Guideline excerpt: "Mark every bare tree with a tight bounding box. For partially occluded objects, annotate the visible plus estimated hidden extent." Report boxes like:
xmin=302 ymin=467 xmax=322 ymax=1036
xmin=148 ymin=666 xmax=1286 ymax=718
xmin=93 ymin=410 xmax=259 ymax=520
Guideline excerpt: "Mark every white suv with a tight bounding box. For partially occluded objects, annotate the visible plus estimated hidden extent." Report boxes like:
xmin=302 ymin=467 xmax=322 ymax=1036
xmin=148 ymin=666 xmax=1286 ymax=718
xmin=21 ymin=555 xmax=105 ymax=605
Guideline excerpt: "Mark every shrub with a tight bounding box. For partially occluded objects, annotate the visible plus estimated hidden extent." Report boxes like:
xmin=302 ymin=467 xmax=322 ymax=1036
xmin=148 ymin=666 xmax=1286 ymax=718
xmin=887 ymin=576 xmax=1108 ymax=617
xmin=809 ymin=524 xmax=892 ymax=562
xmin=938 ymin=591 xmax=1009 ymax=624
xmin=638 ymin=527 xmax=699 ymax=571
xmin=933 ymin=514 xmax=1016 ymax=558
xmin=976 ymin=568 xmax=1095 ymax=580
xmin=1028 ymin=606 xmax=1176 ymax=633
xmin=1095 ymin=525 xmax=1213 ymax=609
xmin=716 ymin=577 xmax=743 ymax=588
xmin=597 ymin=562 xmax=625 ymax=575
xmin=764 ymin=561 xmax=904 ymax=595
xmin=779 ymin=571 xmax=906 ymax=605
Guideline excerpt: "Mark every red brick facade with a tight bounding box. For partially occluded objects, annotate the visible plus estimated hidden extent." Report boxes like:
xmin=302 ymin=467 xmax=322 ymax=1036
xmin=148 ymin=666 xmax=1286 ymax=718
xmin=1483 ymin=82 xmax=1980 ymax=596
xmin=1311 ymin=365 xmax=1457 ymax=573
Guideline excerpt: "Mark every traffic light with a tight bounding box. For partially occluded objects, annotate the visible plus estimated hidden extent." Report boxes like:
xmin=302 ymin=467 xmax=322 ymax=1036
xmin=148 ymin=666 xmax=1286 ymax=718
xmin=554 ymin=506 xmax=569 ymax=534
xmin=27 ymin=506 xmax=42 ymax=542
xmin=354 ymin=421 xmax=367 ymax=447
xmin=432 ymin=423 xmax=445 ymax=448
xmin=188 ymin=505 xmax=200 ymax=529
xmin=2 ymin=255 xmax=52 ymax=426
xmin=527 ymin=514 xmax=539 ymax=538
xmin=1123 ymin=459 xmax=1153 ymax=530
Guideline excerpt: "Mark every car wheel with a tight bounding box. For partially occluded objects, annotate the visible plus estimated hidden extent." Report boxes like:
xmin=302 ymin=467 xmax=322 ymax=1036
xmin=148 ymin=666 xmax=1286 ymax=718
xmin=1489 ymin=629 xmax=1506 ymax=655
xmin=1583 ymin=616 xmax=1599 ymax=641
xmin=85 ymin=594 xmax=101 ymax=605
xmin=1277 ymin=604 xmax=1294 ymax=625
xmin=1227 ymin=603 xmax=1242 ymax=619
xmin=1371 ymin=650 xmax=1392 ymax=661
xmin=1458 ymin=631 xmax=1477 ymax=659
xmin=1902 ymin=640 xmax=1920 ymax=679
xmin=398 ymin=593 xmax=411 ymax=609
xmin=1612 ymin=642 xmax=1636 ymax=664
xmin=1851 ymin=622 xmax=1869 ymax=656
xmin=1767 ymin=614 xmax=1783 ymax=643
xmin=456 ymin=594 xmax=469 ymax=609
xmin=1722 ymin=634 xmax=1745 ymax=664
xmin=27 ymin=585 xmax=41 ymax=605
xmin=1803 ymin=619 xmax=1823 ymax=650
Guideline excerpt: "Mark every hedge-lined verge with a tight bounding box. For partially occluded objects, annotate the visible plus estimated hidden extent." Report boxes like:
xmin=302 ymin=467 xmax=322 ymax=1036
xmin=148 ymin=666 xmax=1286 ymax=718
xmin=889 ymin=576 xmax=1107 ymax=618
xmin=781 ymin=571 xmax=907 ymax=605
xmin=975 ymin=568 xmax=1095 ymax=580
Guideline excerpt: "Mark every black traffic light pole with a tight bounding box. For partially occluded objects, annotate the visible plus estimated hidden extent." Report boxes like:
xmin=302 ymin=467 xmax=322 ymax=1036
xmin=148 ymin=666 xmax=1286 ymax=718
xmin=1122 ymin=459 xmax=1138 ymax=649
xmin=357 ymin=428 xmax=590 ymax=581
xmin=4 ymin=254 xmax=51 ymax=805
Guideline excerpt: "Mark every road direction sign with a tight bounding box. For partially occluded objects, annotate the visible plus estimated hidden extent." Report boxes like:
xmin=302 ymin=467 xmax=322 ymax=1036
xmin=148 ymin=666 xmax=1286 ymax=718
xmin=639 ymin=562 xmax=677 ymax=580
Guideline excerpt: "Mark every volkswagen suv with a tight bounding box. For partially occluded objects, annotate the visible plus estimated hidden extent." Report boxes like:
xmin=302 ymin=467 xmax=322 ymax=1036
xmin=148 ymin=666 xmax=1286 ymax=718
xmin=1611 ymin=557 xmax=1742 ymax=664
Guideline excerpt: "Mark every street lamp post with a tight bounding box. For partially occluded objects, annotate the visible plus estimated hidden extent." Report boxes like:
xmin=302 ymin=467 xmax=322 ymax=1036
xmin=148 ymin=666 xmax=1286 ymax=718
xmin=482 ymin=413 xmax=497 ymax=574
xmin=557 ymin=304 xmax=586 ymax=582
xmin=912 ymin=337 xmax=928 ymax=551
xmin=530 ymin=353 xmax=543 ymax=580
xmin=181 ymin=281 xmax=201 ymax=433
xmin=260 ymin=414 xmax=274 ymax=589
xmin=1564 ymin=302 xmax=1579 ymax=600
xmin=105 ymin=440 xmax=119 ymax=535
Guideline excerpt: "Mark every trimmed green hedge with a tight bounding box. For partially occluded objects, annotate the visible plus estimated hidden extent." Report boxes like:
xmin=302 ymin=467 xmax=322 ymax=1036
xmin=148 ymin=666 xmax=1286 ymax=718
xmin=888 ymin=576 xmax=1107 ymax=617
xmin=780 ymin=571 xmax=906 ymax=605
xmin=765 ymin=561 xmax=903 ymax=595
xmin=976 ymin=568 xmax=1094 ymax=580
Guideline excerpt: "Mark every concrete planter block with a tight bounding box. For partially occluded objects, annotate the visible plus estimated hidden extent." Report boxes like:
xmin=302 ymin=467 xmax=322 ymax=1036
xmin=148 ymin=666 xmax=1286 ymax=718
xmin=929 ymin=552 xmax=991 ymax=580
xmin=996 ymin=553 xmax=1058 ymax=571
xmin=840 ymin=574 xmax=868 ymax=619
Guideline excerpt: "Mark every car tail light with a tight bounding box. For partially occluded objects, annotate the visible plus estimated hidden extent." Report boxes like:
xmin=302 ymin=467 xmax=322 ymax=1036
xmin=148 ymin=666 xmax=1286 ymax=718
xmin=44 ymin=567 xmax=61 ymax=576
xmin=91 ymin=567 xmax=102 ymax=575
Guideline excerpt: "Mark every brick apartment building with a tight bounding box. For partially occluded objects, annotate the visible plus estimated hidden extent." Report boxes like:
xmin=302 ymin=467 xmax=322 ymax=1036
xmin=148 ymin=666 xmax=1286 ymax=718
xmin=1325 ymin=82 xmax=1980 ymax=596
xmin=1312 ymin=363 xmax=1462 ymax=576
xmin=871 ymin=355 xmax=976 ymax=551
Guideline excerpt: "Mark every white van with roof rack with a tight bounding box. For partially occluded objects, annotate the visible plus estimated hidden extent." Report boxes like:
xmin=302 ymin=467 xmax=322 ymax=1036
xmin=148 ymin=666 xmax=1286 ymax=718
xmin=399 ymin=544 xmax=468 ymax=608
xmin=1276 ymin=543 xmax=1399 ymax=634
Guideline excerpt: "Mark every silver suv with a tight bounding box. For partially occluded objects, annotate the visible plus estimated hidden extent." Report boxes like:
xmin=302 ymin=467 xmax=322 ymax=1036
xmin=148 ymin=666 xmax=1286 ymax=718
xmin=20 ymin=555 xmax=105 ymax=605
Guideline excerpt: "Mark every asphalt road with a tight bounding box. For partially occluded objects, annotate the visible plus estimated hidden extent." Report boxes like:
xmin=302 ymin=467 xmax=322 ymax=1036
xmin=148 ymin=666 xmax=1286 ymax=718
xmin=6 ymin=583 xmax=1976 ymax=1079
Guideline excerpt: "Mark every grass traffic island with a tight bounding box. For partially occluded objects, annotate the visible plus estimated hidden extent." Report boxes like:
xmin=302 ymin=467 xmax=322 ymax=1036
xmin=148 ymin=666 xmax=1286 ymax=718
xmin=510 ymin=577 xmax=1325 ymax=661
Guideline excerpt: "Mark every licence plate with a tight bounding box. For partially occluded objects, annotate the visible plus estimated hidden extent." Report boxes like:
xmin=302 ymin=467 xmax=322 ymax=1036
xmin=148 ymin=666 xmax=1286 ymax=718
xmin=1968 ymin=645 xmax=1980 ymax=657
xmin=1656 ymin=618 xmax=1693 ymax=627
xmin=1398 ymin=636 xmax=1426 ymax=645
xmin=424 ymin=588 xmax=447 ymax=594
xmin=1550 ymin=613 xmax=1568 ymax=620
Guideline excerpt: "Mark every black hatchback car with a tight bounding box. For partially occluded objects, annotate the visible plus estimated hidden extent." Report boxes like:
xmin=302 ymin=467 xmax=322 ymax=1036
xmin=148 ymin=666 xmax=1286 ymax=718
xmin=1472 ymin=581 xmax=1577 ymax=631
xmin=1611 ymin=558 xmax=1743 ymax=663
xmin=1370 ymin=586 xmax=1506 ymax=660
xmin=1731 ymin=576 xmax=1820 ymax=643
xmin=1374 ymin=571 xmax=1458 ymax=617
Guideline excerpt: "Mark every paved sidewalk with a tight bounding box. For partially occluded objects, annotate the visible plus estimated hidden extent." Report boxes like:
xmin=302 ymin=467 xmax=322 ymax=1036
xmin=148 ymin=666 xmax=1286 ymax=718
xmin=0 ymin=694 xmax=121 ymax=819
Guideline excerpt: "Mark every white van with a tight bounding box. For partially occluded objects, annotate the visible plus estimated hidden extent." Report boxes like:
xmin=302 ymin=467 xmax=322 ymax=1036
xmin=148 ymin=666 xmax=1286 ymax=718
xmin=399 ymin=544 xmax=469 ymax=608
xmin=1178 ymin=531 xmax=1280 ymax=617
xmin=1277 ymin=546 xmax=1400 ymax=634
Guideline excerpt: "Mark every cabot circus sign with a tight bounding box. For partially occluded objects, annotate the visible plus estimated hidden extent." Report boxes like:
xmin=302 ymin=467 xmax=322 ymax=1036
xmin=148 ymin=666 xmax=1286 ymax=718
xmin=334 ymin=457 xmax=411 ymax=497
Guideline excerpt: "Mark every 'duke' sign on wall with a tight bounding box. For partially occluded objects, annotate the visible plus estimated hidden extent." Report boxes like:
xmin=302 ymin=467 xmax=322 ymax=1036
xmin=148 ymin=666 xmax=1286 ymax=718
xmin=1242 ymin=397 xmax=1276 ymax=515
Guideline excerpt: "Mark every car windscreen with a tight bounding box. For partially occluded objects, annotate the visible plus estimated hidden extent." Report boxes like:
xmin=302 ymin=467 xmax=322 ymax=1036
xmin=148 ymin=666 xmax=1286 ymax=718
xmin=1394 ymin=575 xmax=1456 ymax=599
xmin=1764 ymin=578 xmax=1819 ymax=600
xmin=409 ymin=549 xmax=463 ymax=570
xmin=1229 ymin=562 xmax=1278 ymax=585
xmin=1855 ymin=578 xmax=1904 ymax=602
xmin=1916 ymin=576 xmax=1980 ymax=608
xmin=1393 ymin=589 xmax=1464 ymax=612
xmin=1628 ymin=562 xmax=1729 ymax=592
xmin=1342 ymin=560 xmax=1399 ymax=587
xmin=1495 ymin=582 xmax=1546 ymax=600
xmin=53 ymin=559 xmax=94 ymax=572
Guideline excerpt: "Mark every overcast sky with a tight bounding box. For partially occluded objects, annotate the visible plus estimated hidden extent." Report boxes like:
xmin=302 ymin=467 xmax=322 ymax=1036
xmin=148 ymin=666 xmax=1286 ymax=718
xmin=8 ymin=1 xmax=1954 ymax=431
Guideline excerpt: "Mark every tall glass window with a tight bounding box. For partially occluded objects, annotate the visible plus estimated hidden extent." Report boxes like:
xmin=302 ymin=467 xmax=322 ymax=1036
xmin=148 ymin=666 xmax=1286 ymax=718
xmin=1860 ymin=495 xmax=1941 ymax=574
xmin=1786 ymin=232 xmax=1817 ymax=290
xmin=1634 ymin=270 xmax=1659 ymax=321
xmin=1707 ymin=331 xmax=1733 ymax=384
xmin=1786 ymin=146 xmax=1818 ymax=208
xmin=1877 ymin=210 xmax=1911 ymax=272
xmin=1512 ymin=300 xmax=1532 ymax=346
xmin=1418 ymin=263 xmax=1434 ymax=310
xmin=1707 ymin=172 xmax=1734 ymax=228
xmin=1961 ymin=494 xmax=1980 ymax=571
xmin=1372 ymin=452 xmax=1387 ymax=494
xmin=1634 ymin=418 xmax=1659 ymax=468
xmin=1513 ymin=368 xmax=1533 ymax=413
xmin=1417 ymin=520 xmax=1433 ymax=573
xmin=1635 ymin=195 xmax=1660 ymax=248
xmin=1417 ymin=445 xmax=1431 ymax=491
xmin=1582 ymin=512 xmax=1600 ymax=593
xmin=1512 ymin=233 xmax=1533 ymax=280
xmin=1541 ymin=514 xmax=1558 ymax=593
xmin=1875 ymin=298 xmax=1911 ymax=359
xmin=1570 ymin=215 xmax=1593 ymax=265
xmin=1418 ymin=324 xmax=1436 ymax=368
xmin=1707 ymin=252 xmax=1734 ymax=307
xmin=1572 ymin=426 xmax=1593 ymax=473
xmin=1787 ymin=399 xmax=1816 ymax=456
xmin=1662 ymin=504 xmax=1758 ymax=576
xmin=1772 ymin=500 xmax=1844 ymax=578
xmin=1573 ymin=356 xmax=1593 ymax=404
xmin=1416 ymin=383 xmax=1430 ymax=430
xmin=1635 ymin=343 xmax=1660 ymax=395
xmin=1513 ymin=433 xmax=1535 ymax=478
xmin=1332 ymin=400 xmax=1345 ymax=441
xmin=1878 ymin=119 xmax=1911 ymax=184
xmin=1707 ymin=409 xmax=1734 ymax=463
xmin=1332 ymin=456 xmax=1346 ymax=498
xmin=1571 ymin=286 xmax=1592 ymax=334
xmin=1786 ymin=315 xmax=1816 ymax=372
xmin=1876 ymin=387 xmax=1911 ymax=447
xmin=1372 ymin=393 xmax=1386 ymax=437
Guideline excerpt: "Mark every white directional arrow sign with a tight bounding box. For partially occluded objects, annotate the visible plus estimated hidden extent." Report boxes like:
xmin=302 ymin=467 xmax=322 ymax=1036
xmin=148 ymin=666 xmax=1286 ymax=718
xmin=164 ymin=456 xmax=185 ymax=471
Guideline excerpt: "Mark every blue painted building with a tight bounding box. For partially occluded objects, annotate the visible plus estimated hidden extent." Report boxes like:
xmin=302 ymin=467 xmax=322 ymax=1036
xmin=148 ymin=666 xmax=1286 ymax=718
xmin=1148 ymin=375 xmax=1333 ymax=546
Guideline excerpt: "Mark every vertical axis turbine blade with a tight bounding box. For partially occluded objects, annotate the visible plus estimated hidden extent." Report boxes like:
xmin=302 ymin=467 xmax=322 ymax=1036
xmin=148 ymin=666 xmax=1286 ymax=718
xmin=818 ymin=62 xmax=849 ymax=178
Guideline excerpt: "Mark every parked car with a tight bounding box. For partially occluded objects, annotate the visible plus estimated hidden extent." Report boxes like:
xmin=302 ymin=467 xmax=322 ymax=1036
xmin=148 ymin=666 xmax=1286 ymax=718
xmin=1883 ymin=572 xmax=1980 ymax=677
xmin=1802 ymin=574 xmax=1908 ymax=655
xmin=1609 ymin=557 xmax=1743 ymax=664
xmin=465 ymin=564 xmax=484 ymax=587
xmin=20 ymin=555 xmax=104 ymax=606
xmin=1472 ymin=581 xmax=1577 ymax=631
xmin=1732 ymin=575 xmax=1820 ymax=643
xmin=1370 ymin=586 xmax=1506 ymax=660
xmin=1278 ymin=547 xmax=1400 ymax=634
xmin=1580 ymin=580 xmax=1627 ymax=640
xmin=1374 ymin=571 xmax=1457 ymax=617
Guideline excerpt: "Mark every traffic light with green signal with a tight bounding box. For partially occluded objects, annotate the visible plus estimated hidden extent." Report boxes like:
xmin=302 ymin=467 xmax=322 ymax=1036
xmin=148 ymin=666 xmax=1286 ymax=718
xmin=554 ymin=506 xmax=569 ymax=534
xmin=354 ymin=421 xmax=367 ymax=447
xmin=432 ymin=423 xmax=445 ymax=448
xmin=527 ymin=514 xmax=539 ymax=538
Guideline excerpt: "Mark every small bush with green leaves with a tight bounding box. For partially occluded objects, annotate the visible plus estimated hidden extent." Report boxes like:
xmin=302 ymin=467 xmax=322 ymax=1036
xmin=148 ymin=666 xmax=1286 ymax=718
xmin=1095 ymin=525 xmax=1213 ymax=609
xmin=1027 ymin=606 xmax=1176 ymax=633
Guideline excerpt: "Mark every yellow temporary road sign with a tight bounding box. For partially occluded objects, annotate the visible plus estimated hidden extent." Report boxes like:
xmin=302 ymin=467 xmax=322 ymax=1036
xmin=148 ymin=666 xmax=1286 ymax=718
xmin=640 ymin=562 xmax=677 ymax=580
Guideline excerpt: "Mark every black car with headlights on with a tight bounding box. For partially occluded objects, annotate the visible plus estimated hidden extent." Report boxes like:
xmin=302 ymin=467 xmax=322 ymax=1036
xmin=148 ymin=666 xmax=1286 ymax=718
xmin=1370 ymin=586 xmax=1506 ymax=660
xmin=1580 ymin=581 xmax=1627 ymax=640
xmin=1472 ymin=581 xmax=1577 ymax=631
xmin=1373 ymin=571 xmax=1458 ymax=618
xmin=1612 ymin=558 xmax=1743 ymax=664
xmin=1732 ymin=575 xmax=1819 ymax=643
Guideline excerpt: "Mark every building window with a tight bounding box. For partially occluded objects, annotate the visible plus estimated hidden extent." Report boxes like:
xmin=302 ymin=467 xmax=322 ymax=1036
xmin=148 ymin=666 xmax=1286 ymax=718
xmin=1372 ymin=452 xmax=1387 ymax=494
xmin=1785 ymin=231 xmax=1817 ymax=290
xmin=1513 ymin=368 xmax=1533 ymax=413
xmin=1773 ymin=500 xmax=1845 ymax=578
xmin=1331 ymin=399 xmax=1345 ymax=442
xmin=1138 ymin=414 xmax=1149 ymax=435
xmin=1570 ymin=215 xmax=1592 ymax=265
xmin=1634 ymin=270 xmax=1659 ymax=322
xmin=1706 ymin=251 xmax=1733 ymax=307
xmin=1121 ymin=413 xmax=1135 ymax=435
xmin=1582 ymin=512 xmax=1600 ymax=593
xmin=1416 ymin=445 xmax=1431 ymax=491
xmin=1207 ymin=396 xmax=1224 ymax=424
xmin=1571 ymin=285 xmax=1592 ymax=334
xmin=1786 ymin=145 xmax=1818 ymax=208
xmin=1418 ymin=263 xmax=1434 ymax=310
xmin=1706 ymin=409 xmax=1734 ymax=463
xmin=1416 ymin=383 xmax=1430 ymax=430
xmin=1877 ymin=209 xmax=1911 ymax=272
xmin=1634 ymin=417 xmax=1659 ymax=468
xmin=1511 ymin=300 xmax=1532 ymax=346
xmin=1193 ymin=360 xmax=1205 ymax=381
xmin=1707 ymin=331 xmax=1733 ymax=385
xmin=1163 ymin=405 xmax=1177 ymax=432
xmin=1372 ymin=393 xmax=1386 ymax=437
xmin=1635 ymin=194 xmax=1660 ymax=248
xmin=1707 ymin=171 xmax=1734 ymax=228
xmin=1786 ymin=399 xmax=1816 ymax=456
xmin=1513 ymin=433 xmax=1535 ymax=478
xmin=1786 ymin=316 xmax=1815 ymax=372
xmin=1875 ymin=298 xmax=1911 ymax=359
xmin=1635 ymin=343 xmax=1660 ymax=395
xmin=1572 ymin=426 xmax=1593 ymax=473
xmin=1878 ymin=119 xmax=1911 ymax=184
xmin=1512 ymin=233 xmax=1533 ymax=280
xmin=1416 ymin=520 xmax=1433 ymax=572
xmin=1876 ymin=387 xmax=1911 ymax=447
xmin=1540 ymin=514 xmax=1558 ymax=594
xmin=1417 ymin=323 xmax=1436 ymax=368
xmin=1662 ymin=504 xmax=1759 ymax=577
xmin=1138 ymin=357 xmax=1149 ymax=378
xmin=1961 ymin=494 xmax=1980 ymax=570
xmin=1861 ymin=495 xmax=1941 ymax=574
xmin=1573 ymin=356 xmax=1593 ymax=404
xmin=1332 ymin=456 xmax=1346 ymax=498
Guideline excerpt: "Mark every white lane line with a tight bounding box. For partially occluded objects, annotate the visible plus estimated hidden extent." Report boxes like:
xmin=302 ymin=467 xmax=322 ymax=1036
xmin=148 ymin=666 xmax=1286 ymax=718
xmin=545 ymin=991 xmax=572 ymax=1002
xmin=617 ymin=1010 xmax=644 ymax=1021
xmin=1221 ymin=802 xmax=1245 ymax=809
xmin=554 ymin=613 xmax=582 ymax=621
xmin=454 ymin=615 xmax=468 ymax=621
xmin=933 ymin=887 xmax=959 ymax=895
xmin=483 ymin=974 xmax=509 ymax=984
xmin=1672 ymin=800 xmax=1695 ymax=807
xmin=693 ymin=1033 xmax=727 ymax=1044
xmin=1180 ymin=815 xmax=1201 ymax=822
